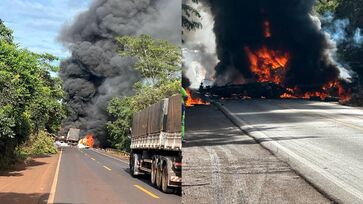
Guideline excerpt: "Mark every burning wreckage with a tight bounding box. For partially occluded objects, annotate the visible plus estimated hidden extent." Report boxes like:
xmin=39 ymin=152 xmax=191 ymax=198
xmin=184 ymin=0 xmax=352 ymax=104
xmin=198 ymin=82 xmax=348 ymax=102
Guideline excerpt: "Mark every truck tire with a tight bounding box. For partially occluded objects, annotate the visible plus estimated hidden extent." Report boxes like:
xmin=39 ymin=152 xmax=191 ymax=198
xmin=156 ymin=163 xmax=162 ymax=189
xmin=151 ymin=160 xmax=157 ymax=185
xmin=162 ymin=164 xmax=173 ymax=193
xmin=130 ymin=153 xmax=139 ymax=177
xmin=161 ymin=164 xmax=173 ymax=193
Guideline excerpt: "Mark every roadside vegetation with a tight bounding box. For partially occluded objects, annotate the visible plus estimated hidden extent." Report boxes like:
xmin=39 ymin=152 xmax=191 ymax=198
xmin=315 ymin=0 xmax=363 ymax=105
xmin=0 ymin=20 xmax=65 ymax=169
xmin=106 ymin=34 xmax=181 ymax=152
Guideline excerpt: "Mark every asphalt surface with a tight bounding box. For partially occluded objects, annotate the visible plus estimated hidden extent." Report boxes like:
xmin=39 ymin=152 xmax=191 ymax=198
xmin=221 ymin=99 xmax=363 ymax=203
xmin=182 ymin=105 xmax=330 ymax=204
xmin=54 ymin=147 xmax=180 ymax=204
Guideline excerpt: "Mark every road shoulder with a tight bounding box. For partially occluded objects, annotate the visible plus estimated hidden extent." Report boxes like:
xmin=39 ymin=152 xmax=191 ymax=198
xmin=0 ymin=153 xmax=59 ymax=204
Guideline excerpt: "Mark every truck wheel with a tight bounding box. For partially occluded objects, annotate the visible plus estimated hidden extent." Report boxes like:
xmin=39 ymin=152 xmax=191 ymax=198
xmin=129 ymin=154 xmax=135 ymax=177
xmin=130 ymin=153 xmax=139 ymax=177
xmin=161 ymin=164 xmax=173 ymax=193
xmin=156 ymin=164 xmax=162 ymax=189
xmin=151 ymin=160 xmax=157 ymax=185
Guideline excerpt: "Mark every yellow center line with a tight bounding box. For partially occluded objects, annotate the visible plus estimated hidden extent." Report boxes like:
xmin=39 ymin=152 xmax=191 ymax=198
xmin=103 ymin=165 xmax=112 ymax=171
xmin=134 ymin=185 xmax=160 ymax=199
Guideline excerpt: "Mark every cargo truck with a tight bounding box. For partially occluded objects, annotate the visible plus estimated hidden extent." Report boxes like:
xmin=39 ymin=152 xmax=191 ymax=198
xmin=129 ymin=94 xmax=182 ymax=193
xmin=66 ymin=128 xmax=80 ymax=145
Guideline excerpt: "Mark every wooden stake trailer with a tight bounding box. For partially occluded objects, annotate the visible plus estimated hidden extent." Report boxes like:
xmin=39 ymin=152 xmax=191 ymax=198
xmin=129 ymin=94 xmax=182 ymax=193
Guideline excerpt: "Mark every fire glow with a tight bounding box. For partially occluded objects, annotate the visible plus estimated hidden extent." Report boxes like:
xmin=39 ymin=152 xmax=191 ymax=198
xmin=186 ymin=88 xmax=209 ymax=107
xmin=79 ymin=133 xmax=95 ymax=148
xmin=244 ymin=46 xmax=289 ymax=85
xmin=244 ymin=19 xmax=289 ymax=85
xmin=242 ymin=19 xmax=350 ymax=101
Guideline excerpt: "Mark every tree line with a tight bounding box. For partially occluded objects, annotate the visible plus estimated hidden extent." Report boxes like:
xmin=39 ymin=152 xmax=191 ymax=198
xmin=316 ymin=0 xmax=363 ymax=103
xmin=106 ymin=35 xmax=181 ymax=152
xmin=0 ymin=20 xmax=64 ymax=168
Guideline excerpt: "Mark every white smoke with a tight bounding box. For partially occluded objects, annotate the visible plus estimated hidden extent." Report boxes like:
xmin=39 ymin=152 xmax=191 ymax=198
xmin=321 ymin=12 xmax=363 ymax=47
xmin=183 ymin=0 xmax=217 ymax=89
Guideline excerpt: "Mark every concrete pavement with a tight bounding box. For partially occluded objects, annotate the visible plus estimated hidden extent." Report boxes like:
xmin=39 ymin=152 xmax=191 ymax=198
xmin=182 ymin=105 xmax=330 ymax=204
xmin=219 ymin=99 xmax=363 ymax=203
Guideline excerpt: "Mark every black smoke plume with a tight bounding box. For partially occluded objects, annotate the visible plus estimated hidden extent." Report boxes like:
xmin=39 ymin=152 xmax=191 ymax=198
xmin=59 ymin=0 xmax=180 ymax=144
xmin=204 ymin=0 xmax=342 ymax=92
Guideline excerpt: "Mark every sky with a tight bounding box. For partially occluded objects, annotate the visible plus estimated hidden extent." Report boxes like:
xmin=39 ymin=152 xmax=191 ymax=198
xmin=0 ymin=0 xmax=91 ymax=62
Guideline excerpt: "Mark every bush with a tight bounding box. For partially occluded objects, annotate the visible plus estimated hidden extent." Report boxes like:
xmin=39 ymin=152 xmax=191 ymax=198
xmin=20 ymin=131 xmax=57 ymax=156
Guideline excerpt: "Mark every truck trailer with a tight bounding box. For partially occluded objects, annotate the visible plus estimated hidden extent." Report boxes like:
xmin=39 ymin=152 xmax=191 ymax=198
xmin=66 ymin=128 xmax=80 ymax=145
xmin=129 ymin=94 xmax=182 ymax=193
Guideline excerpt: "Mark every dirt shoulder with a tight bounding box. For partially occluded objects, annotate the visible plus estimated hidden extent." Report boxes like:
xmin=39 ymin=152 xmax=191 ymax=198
xmin=93 ymin=148 xmax=129 ymax=161
xmin=0 ymin=153 xmax=59 ymax=204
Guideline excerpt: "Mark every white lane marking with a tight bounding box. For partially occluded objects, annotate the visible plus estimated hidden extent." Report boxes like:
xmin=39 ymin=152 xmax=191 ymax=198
xmin=47 ymin=149 xmax=63 ymax=204
xmin=103 ymin=165 xmax=112 ymax=171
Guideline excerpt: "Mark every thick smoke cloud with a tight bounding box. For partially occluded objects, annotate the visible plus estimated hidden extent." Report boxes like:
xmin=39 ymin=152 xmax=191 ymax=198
xmin=59 ymin=0 xmax=180 ymax=143
xmin=201 ymin=0 xmax=343 ymax=91
xmin=183 ymin=1 xmax=217 ymax=89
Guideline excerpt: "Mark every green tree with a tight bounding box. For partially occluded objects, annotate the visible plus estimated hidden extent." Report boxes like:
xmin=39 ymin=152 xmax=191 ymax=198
xmin=107 ymin=35 xmax=181 ymax=152
xmin=117 ymin=34 xmax=181 ymax=84
xmin=182 ymin=0 xmax=202 ymax=31
xmin=0 ymin=19 xmax=14 ymax=44
xmin=0 ymin=20 xmax=65 ymax=168
xmin=314 ymin=0 xmax=340 ymax=14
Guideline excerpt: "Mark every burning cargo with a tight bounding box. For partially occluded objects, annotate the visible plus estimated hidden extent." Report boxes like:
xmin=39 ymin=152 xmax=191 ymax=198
xmin=184 ymin=0 xmax=352 ymax=101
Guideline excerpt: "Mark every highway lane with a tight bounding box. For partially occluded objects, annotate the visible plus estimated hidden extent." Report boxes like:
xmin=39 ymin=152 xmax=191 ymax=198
xmin=53 ymin=147 xmax=180 ymax=204
xmin=182 ymin=105 xmax=330 ymax=204
xmin=221 ymin=99 xmax=363 ymax=203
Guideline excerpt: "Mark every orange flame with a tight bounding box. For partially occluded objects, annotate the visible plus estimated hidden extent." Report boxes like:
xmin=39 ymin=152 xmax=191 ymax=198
xmin=245 ymin=19 xmax=289 ymax=84
xmin=79 ymin=133 xmax=94 ymax=148
xmin=264 ymin=20 xmax=272 ymax=38
xmin=186 ymin=89 xmax=209 ymax=107
xmin=244 ymin=46 xmax=289 ymax=84
xmin=86 ymin=134 xmax=94 ymax=148
xmin=280 ymin=80 xmax=351 ymax=101
xmin=243 ymin=19 xmax=351 ymax=101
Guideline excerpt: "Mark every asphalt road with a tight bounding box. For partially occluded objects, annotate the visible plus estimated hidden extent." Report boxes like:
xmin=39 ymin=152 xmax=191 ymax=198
xmin=221 ymin=99 xmax=363 ymax=203
xmin=182 ymin=105 xmax=330 ymax=204
xmin=54 ymin=147 xmax=180 ymax=204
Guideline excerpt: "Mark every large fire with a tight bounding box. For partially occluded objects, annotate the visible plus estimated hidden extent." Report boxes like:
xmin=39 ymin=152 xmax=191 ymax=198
xmin=242 ymin=19 xmax=350 ymax=101
xmin=79 ymin=133 xmax=94 ymax=148
xmin=186 ymin=88 xmax=209 ymax=107
xmin=244 ymin=46 xmax=289 ymax=84
xmin=245 ymin=19 xmax=289 ymax=85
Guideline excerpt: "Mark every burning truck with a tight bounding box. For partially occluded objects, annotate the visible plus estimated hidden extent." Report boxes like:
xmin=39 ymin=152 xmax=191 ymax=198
xmin=129 ymin=94 xmax=182 ymax=193
xmin=183 ymin=0 xmax=352 ymax=102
